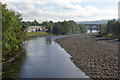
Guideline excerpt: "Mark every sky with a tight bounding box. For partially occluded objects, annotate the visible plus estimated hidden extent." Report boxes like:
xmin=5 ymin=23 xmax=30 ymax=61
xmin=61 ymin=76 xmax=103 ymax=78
xmin=1 ymin=0 xmax=119 ymax=23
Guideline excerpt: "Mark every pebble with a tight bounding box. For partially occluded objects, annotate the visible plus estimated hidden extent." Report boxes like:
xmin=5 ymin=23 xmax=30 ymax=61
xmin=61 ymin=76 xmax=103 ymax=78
xmin=56 ymin=33 xmax=119 ymax=78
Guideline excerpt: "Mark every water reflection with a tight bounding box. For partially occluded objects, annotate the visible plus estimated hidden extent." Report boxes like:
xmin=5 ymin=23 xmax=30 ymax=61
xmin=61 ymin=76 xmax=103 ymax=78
xmin=46 ymin=37 xmax=52 ymax=44
xmin=87 ymin=30 xmax=98 ymax=33
xmin=19 ymin=36 xmax=89 ymax=78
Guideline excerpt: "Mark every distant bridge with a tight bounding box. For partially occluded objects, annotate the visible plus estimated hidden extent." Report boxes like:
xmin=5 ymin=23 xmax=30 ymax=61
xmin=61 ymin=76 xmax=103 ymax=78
xmin=81 ymin=24 xmax=100 ymax=33
xmin=84 ymin=24 xmax=100 ymax=26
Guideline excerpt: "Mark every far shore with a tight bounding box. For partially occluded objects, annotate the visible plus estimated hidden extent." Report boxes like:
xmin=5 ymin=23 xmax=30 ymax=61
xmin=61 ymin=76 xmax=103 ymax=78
xmin=24 ymin=32 xmax=54 ymax=40
xmin=56 ymin=33 xmax=119 ymax=79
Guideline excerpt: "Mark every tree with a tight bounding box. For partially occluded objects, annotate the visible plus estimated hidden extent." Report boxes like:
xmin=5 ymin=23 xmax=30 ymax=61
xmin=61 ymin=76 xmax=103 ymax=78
xmin=99 ymin=24 xmax=107 ymax=34
xmin=118 ymin=22 xmax=120 ymax=40
xmin=79 ymin=24 xmax=87 ymax=33
xmin=2 ymin=4 xmax=26 ymax=61
xmin=98 ymin=19 xmax=120 ymax=39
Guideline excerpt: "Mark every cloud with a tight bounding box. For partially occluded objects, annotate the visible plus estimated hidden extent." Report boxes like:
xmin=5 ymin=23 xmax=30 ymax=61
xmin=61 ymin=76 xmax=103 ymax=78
xmin=18 ymin=3 xmax=35 ymax=10
xmin=84 ymin=0 xmax=119 ymax=2
xmin=61 ymin=0 xmax=83 ymax=10
xmin=2 ymin=0 xmax=118 ymax=23
xmin=1 ymin=0 xmax=119 ymax=3
xmin=7 ymin=3 xmax=17 ymax=10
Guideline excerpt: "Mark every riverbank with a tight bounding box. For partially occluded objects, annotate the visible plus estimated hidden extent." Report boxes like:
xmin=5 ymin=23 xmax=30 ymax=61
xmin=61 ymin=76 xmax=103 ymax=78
xmin=25 ymin=32 xmax=54 ymax=40
xmin=56 ymin=33 xmax=119 ymax=79
xmin=3 ymin=32 xmax=53 ymax=62
xmin=2 ymin=32 xmax=54 ymax=78
xmin=2 ymin=48 xmax=26 ymax=78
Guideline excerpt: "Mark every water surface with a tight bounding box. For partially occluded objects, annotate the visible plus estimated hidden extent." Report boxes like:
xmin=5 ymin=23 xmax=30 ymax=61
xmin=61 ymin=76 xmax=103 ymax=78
xmin=87 ymin=30 xmax=98 ymax=33
xmin=19 ymin=36 xmax=89 ymax=78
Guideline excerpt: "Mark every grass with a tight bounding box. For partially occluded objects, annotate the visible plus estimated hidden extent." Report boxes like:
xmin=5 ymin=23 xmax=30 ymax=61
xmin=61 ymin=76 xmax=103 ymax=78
xmin=2 ymin=48 xmax=26 ymax=78
xmin=25 ymin=31 xmax=54 ymax=40
xmin=106 ymin=33 xmax=113 ymax=37
xmin=96 ymin=33 xmax=118 ymax=40
xmin=26 ymin=31 xmax=47 ymax=37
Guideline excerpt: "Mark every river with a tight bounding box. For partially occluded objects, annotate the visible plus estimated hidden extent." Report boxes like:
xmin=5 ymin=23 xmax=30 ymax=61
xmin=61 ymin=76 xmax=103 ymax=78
xmin=87 ymin=30 xmax=98 ymax=33
xmin=19 ymin=35 xmax=90 ymax=78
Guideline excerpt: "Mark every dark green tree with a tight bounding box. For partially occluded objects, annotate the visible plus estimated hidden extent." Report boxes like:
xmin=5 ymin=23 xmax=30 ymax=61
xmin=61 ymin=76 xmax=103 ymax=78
xmin=79 ymin=24 xmax=87 ymax=33
xmin=2 ymin=4 xmax=26 ymax=61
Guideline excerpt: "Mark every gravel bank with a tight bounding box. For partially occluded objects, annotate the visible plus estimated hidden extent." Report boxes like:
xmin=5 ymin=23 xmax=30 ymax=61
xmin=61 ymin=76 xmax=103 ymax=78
xmin=56 ymin=33 xmax=119 ymax=79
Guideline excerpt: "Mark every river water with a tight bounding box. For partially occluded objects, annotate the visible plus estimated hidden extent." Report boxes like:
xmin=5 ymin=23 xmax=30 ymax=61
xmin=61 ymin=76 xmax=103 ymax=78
xmin=19 ymin=36 xmax=89 ymax=78
xmin=87 ymin=30 xmax=98 ymax=33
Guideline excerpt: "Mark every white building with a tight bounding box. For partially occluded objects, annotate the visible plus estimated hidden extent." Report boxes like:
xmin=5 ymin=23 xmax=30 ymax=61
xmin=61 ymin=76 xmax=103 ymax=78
xmin=26 ymin=26 xmax=42 ymax=32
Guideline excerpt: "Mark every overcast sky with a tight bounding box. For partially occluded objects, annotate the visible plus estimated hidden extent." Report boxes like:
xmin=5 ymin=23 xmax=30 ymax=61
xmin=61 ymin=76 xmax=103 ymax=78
xmin=1 ymin=0 xmax=119 ymax=23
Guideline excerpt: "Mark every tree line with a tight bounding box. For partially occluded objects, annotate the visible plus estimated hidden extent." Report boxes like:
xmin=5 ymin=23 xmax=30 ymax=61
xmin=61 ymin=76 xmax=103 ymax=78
xmin=99 ymin=19 xmax=120 ymax=40
xmin=22 ymin=20 xmax=40 ymax=26
xmin=2 ymin=4 xmax=27 ymax=61
xmin=22 ymin=19 xmax=87 ymax=35
xmin=42 ymin=20 xmax=87 ymax=35
xmin=23 ymin=20 xmax=87 ymax=35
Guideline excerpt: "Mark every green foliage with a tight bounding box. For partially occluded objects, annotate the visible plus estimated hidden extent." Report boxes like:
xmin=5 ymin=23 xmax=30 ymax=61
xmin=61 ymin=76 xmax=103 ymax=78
xmin=106 ymin=19 xmax=116 ymax=34
xmin=106 ymin=33 xmax=113 ymax=37
xmin=96 ymin=34 xmax=103 ymax=37
xmin=43 ymin=21 xmax=53 ymax=33
xmin=99 ymin=24 xmax=107 ymax=34
xmin=116 ymin=21 xmax=120 ymax=40
xmin=2 ymin=4 xmax=26 ymax=61
xmin=79 ymin=24 xmax=87 ymax=33
xmin=42 ymin=20 xmax=87 ymax=35
xmin=22 ymin=20 xmax=40 ymax=26
xmin=98 ymin=19 xmax=120 ymax=40
xmin=53 ymin=22 xmax=65 ymax=35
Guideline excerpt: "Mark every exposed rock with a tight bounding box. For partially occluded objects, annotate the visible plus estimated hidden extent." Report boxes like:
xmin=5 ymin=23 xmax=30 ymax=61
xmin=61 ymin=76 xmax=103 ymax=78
xmin=56 ymin=33 xmax=119 ymax=79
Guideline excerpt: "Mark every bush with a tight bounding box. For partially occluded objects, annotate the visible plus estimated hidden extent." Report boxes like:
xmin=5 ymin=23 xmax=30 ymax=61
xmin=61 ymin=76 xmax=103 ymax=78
xmin=106 ymin=33 xmax=113 ymax=37
xmin=96 ymin=34 xmax=103 ymax=37
xmin=2 ymin=4 xmax=26 ymax=61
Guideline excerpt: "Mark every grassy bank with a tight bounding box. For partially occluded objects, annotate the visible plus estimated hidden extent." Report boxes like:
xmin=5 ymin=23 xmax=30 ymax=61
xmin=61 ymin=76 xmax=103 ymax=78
xmin=3 ymin=32 xmax=52 ymax=62
xmin=2 ymin=48 xmax=26 ymax=78
xmin=26 ymin=31 xmax=47 ymax=37
xmin=3 ymin=31 xmax=53 ymax=62
xmin=25 ymin=32 xmax=54 ymax=40
xmin=3 ymin=31 xmax=54 ymax=78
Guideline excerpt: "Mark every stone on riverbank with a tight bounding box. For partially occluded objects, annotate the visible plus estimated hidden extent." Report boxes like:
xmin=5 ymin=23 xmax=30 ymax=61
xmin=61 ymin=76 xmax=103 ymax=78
xmin=56 ymin=33 xmax=119 ymax=79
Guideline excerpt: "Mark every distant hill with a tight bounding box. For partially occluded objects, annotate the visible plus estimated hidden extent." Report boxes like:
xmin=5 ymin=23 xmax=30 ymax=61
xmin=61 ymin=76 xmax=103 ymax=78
xmin=77 ymin=19 xmax=118 ymax=24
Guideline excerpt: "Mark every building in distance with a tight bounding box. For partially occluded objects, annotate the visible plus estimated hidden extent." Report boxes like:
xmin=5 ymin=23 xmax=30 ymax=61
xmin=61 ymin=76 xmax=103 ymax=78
xmin=26 ymin=26 xmax=48 ymax=32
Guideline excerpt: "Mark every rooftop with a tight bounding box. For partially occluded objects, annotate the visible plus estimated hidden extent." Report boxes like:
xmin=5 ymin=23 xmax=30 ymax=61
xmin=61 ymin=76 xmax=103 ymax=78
xmin=28 ymin=26 xmax=42 ymax=29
